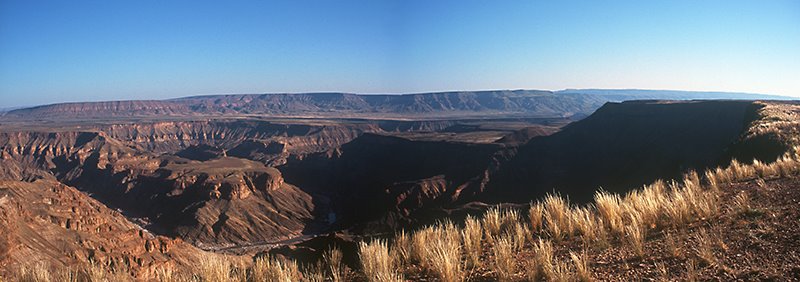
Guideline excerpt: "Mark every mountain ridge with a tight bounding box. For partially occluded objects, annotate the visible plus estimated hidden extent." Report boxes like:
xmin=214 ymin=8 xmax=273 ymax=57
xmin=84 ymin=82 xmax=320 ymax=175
xmin=4 ymin=89 xmax=794 ymax=121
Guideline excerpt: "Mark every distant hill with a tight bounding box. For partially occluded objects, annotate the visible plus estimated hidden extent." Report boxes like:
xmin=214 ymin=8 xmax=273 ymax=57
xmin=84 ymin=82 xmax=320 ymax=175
xmin=558 ymin=89 xmax=793 ymax=101
xmin=3 ymin=89 xmax=794 ymax=121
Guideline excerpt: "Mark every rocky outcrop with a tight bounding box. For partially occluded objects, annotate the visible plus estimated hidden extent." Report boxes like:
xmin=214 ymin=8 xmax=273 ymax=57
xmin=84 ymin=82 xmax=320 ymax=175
xmin=0 ymin=180 xmax=206 ymax=278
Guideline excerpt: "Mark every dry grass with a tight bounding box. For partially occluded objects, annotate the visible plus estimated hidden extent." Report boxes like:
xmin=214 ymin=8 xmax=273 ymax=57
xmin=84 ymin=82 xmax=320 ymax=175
xmin=359 ymin=239 xmax=402 ymax=282
xmin=492 ymin=235 xmax=517 ymax=281
xmin=569 ymin=250 xmax=592 ymax=282
xmin=694 ymin=229 xmax=717 ymax=266
xmin=413 ymin=222 xmax=463 ymax=282
xmin=462 ymin=215 xmax=483 ymax=268
xmin=543 ymin=194 xmax=571 ymax=240
xmin=532 ymin=239 xmax=555 ymax=280
xmin=390 ymin=230 xmax=412 ymax=266
xmin=323 ymin=247 xmax=345 ymax=282
xmin=482 ymin=207 xmax=503 ymax=240
xmin=528 ymin=201 xmax=544 ymax=233
xmin=196 ymin=254 xmax=235 ymax=282
xmin=686 ymin=259 xmax=698 ymax=282
xmin=664 ymin=231 xmax=682 ymax=258
xmin=623 ymin=216 xmax=646 ymax=258
xmin=251 ymin=256 xmax=302 ymax=282
xmin=594 ymin=191 xmax=624 ymax=235
xmin=302 ymin=262 xmax=325 ymax=282
xmin=17 ymin=263 xmax=52 ymax=282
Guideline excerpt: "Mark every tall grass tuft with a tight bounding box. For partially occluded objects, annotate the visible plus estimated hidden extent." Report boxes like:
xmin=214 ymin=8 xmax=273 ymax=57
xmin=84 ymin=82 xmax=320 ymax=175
xmin=492 ymin=235 xmax=517 ymax=281
xmin=359 ymin=239 xmax=402 ymax=282
xmin=323 ymin=247 xmax=345 ymax=282
xmin=543 ymin=194 xmax=571 ymax=240
xmin=197 ymin=254 xmax=232 ymax=282
xmin=251 ymin=256 xmax=302 ymax=282
xmin=569 ymin=250 xmax=592 ymax=282
xmin=462 ymin=215 xmax=483 ymax=268
xmin=594 ymin=191 xmax=624 ymax=235
xmin=414 ymin=221 xmax=463 ymax=282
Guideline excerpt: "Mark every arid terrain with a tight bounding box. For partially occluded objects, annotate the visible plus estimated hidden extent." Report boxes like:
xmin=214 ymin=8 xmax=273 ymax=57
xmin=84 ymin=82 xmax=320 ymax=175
xmin=0 ymin=90 xmax=798 ymax=281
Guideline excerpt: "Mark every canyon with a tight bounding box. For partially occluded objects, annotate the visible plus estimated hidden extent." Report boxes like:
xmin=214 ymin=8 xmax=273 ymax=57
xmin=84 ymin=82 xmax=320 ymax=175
xmin=0 ymin=90 xmax=796 ymax=277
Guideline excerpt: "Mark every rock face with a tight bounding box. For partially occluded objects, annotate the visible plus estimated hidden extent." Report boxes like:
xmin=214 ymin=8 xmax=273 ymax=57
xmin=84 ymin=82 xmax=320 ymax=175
xmin=0 ymin=180 xmax=205 ymax=277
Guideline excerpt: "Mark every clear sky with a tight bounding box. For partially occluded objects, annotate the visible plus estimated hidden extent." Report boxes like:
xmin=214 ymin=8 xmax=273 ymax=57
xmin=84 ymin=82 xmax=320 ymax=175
xmin=1 ymin=1 xmax=798 ymax=107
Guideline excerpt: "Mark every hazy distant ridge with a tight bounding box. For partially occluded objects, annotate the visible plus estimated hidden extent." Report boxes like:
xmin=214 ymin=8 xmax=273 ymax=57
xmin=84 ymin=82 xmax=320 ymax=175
xmin=4 ymin=89 xmax=793 ymax=120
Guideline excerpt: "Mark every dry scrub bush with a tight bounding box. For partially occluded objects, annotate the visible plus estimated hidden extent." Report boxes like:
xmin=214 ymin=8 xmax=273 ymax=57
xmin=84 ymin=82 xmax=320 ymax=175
xmin=359 ymin=240 xmax=402 ymax=282
xmin=492 ymin=236 xmax=517 ymax=281
xmin=462 ymin=215 xmax=483 ymax=268
xmin=323 ymin=247 xmax=344 ymax=282
xmin=251 ymin=256 xmax=302 ymax=282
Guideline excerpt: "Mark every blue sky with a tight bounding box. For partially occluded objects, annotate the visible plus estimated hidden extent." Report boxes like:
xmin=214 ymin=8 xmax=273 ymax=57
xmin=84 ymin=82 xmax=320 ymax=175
xmin=1 ymin=1 xmax=798 ymax=107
